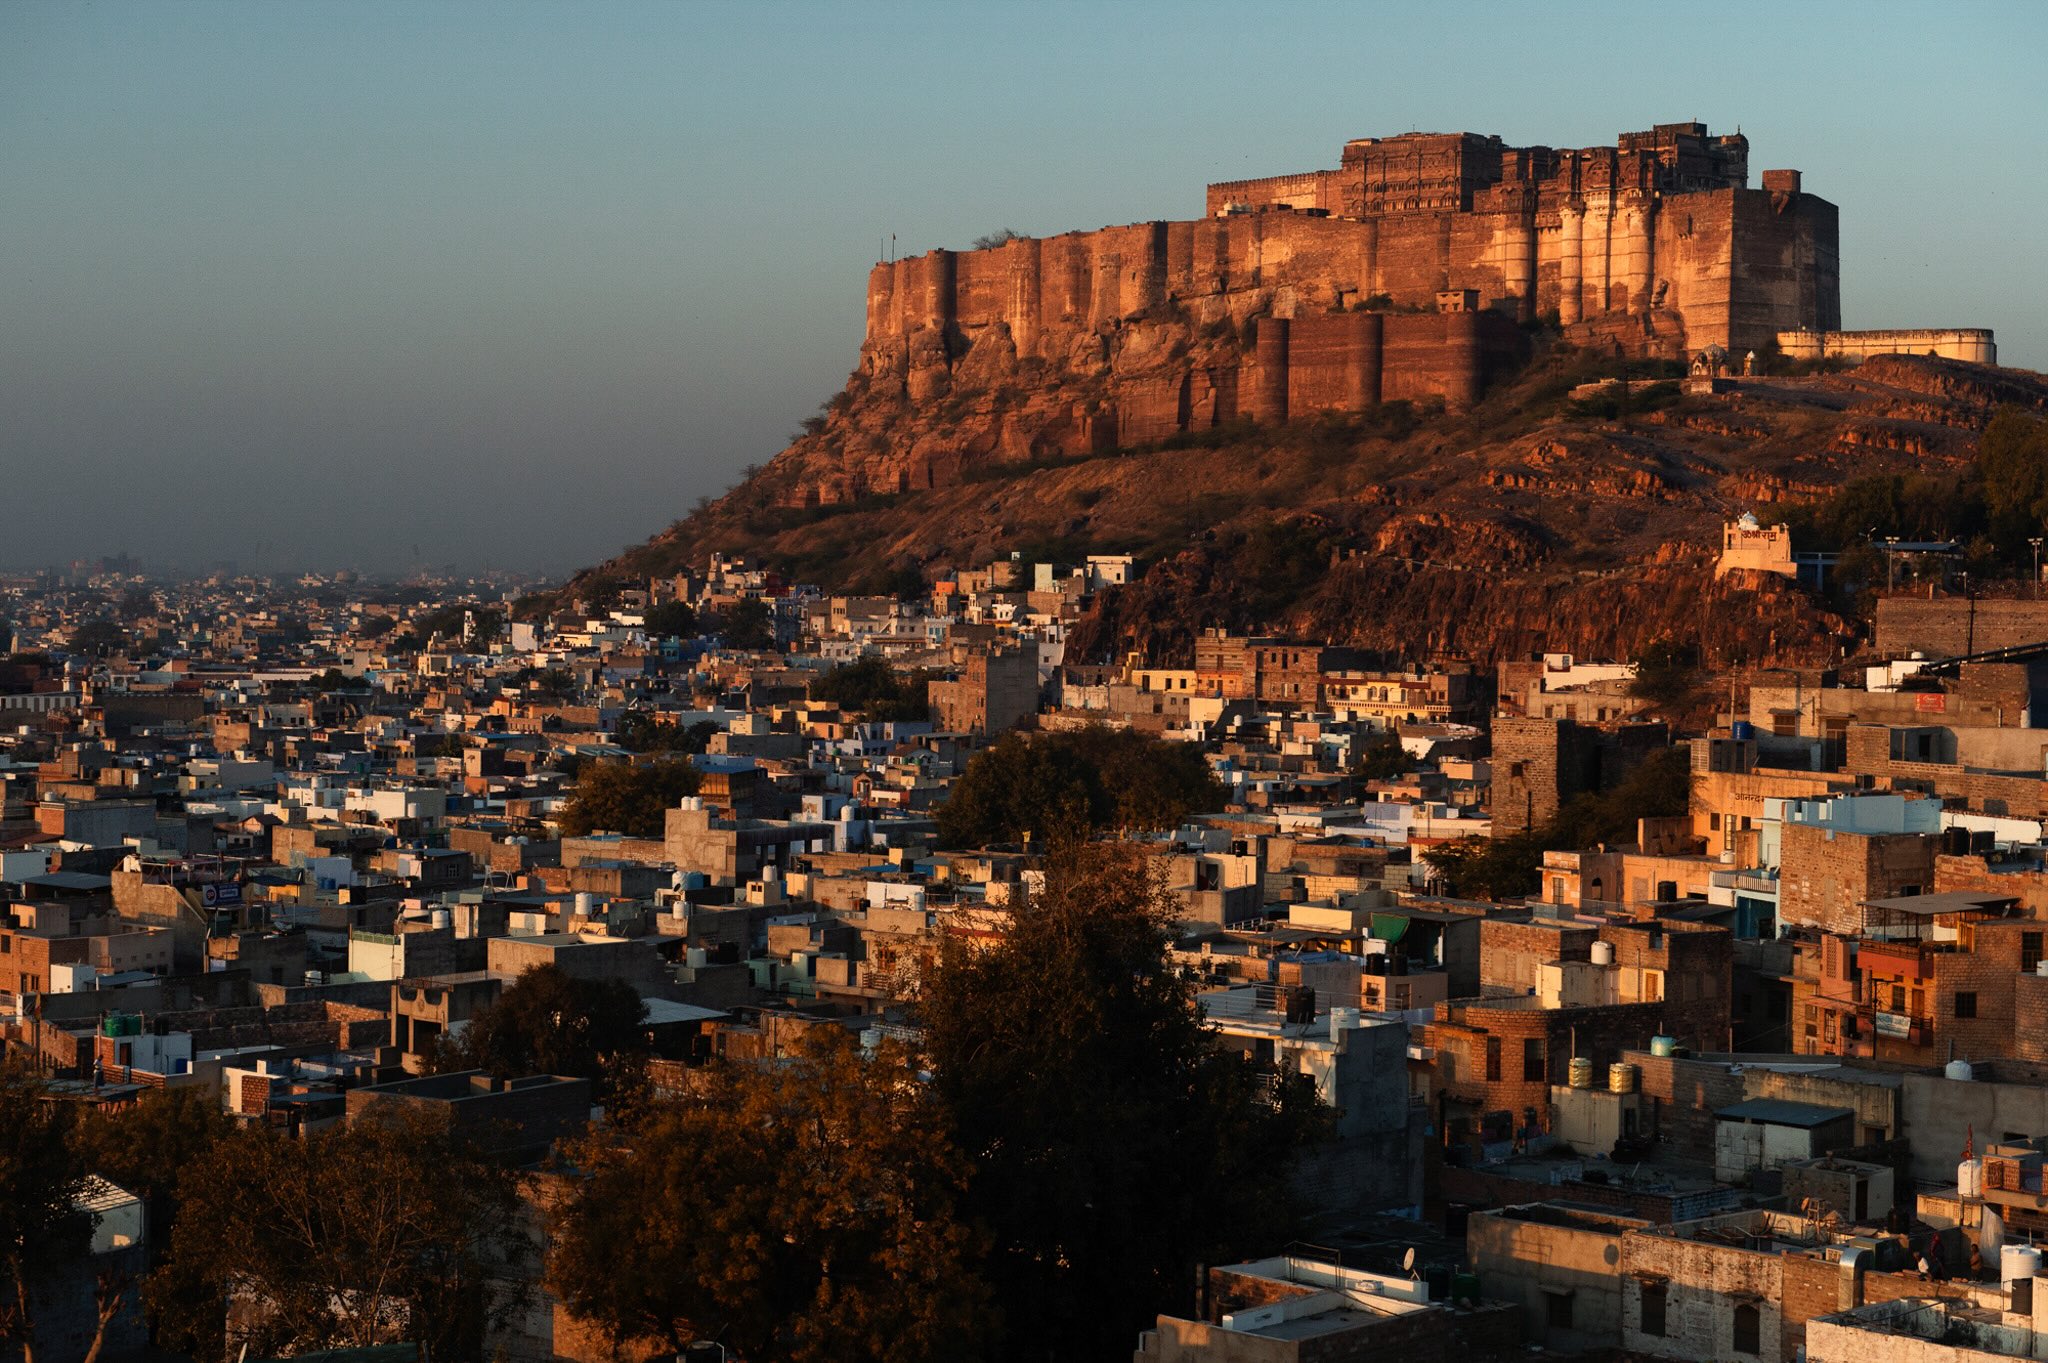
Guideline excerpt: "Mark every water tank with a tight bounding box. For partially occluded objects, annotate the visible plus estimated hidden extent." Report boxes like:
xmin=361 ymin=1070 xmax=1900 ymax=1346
xmin=2001 ymin=1244 xmax=2042 ymax=1285
xmin=1945 ymin=1060 xmax=1975 ymax=1082
xmin=574 ymin=891 xmax=596 ymax=918
xmin=761 ymin=865 xmax=778 ymax=884
xmin=1329 ymin=1007 xmax=1362 ymax=1042
xmin=1590 ymin=941 xmax=1615 ymax=966
xmin=1732 ymin=721 xmax=1756 ymax=741
xmin=1650 ymin=1035 xmax=1678 ymax=1057
xmin=429 ymin=908 xmax=452 ymax=932
xmin=859 ymin=1026 xmax=883 ymax=1055
xmin=685 ymin=947 xmax=708 ymax=969
xmin=1959 ymin=1158 xmax=1984 ymax=1199
xmin=1609 ymin=1062 xmax=1640 ymax=1094
xmin=1569 ymin=1058 xmax=1596 ymax=1090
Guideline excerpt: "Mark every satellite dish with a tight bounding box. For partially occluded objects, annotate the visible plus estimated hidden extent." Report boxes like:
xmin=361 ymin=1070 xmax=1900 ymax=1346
xmin=1403 ymin=1247 xmax=1417 ymax=1273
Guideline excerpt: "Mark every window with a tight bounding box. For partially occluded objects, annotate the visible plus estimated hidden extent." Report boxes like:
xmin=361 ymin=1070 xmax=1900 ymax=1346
xmin=1732 ymin=1302 xmax=1761 ymax=1355
xmin=1485 ymin=1036 xmax=1502 ymax=1082
xmin=1524 ymin=1037 xmax=1545 ymax=1082
xmin=1955 ymin=992 xmax=1978 ymax=1019
xmin=1546 ymin=1290 xmax=1574 ymax=1331
xmin=2024 ymin=932 xmax=2043 ymax=975
xmin=1639 ymin=1282 xmax=1667 ymax=1338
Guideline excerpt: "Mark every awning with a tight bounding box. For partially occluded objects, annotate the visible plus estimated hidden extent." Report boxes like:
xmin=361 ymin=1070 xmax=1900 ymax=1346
xmin=1369 ymin=913 xmax=1410 ymax=943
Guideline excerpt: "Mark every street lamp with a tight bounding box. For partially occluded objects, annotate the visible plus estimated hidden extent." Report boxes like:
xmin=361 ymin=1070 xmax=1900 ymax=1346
xmin=1884 ymin=536 xmax=1901 ymax=593
xmin=2030 ymin=537 xmax=2042 ymax=599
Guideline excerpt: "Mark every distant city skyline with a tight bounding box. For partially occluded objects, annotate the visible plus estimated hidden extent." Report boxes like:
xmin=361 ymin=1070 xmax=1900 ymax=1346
xmin=6 ymin=0 xmax=2044 ymax=573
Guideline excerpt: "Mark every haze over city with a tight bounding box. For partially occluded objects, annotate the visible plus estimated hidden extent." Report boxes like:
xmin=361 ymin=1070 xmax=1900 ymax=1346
xmin=5 ymin=0 xmax=2045 ymax=575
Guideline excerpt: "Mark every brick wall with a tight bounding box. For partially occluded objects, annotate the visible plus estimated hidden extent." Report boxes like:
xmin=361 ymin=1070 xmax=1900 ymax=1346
xmin=1778 ymin=824 xmax=1934 ymax=935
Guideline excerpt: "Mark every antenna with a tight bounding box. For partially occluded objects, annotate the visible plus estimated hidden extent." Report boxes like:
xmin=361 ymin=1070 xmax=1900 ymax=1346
xmin=1402 ymin=1246 xmax=1417 ymax=1276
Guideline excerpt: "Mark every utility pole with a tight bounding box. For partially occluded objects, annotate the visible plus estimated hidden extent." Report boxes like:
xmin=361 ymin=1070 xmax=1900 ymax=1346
xmin=2030 ymin=537 xmax=2042 ymax=598
xmin=1885 ymin=537 xmax=1900 ymax=593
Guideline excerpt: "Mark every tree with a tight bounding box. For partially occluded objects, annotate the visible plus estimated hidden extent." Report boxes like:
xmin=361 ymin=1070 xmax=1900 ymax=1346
xmin=77 ymin=1084 xmax=233 ymax=1252
xmin=1627 ymin=639 xmax=1704 ymax=717
xmin=1352 ymin=734 xmax=1414 ymax=781
xmin=556 ymin=759 xmax=701 ymax=837
xmin=936 ymin=727 xmax=1224 ymax=848
xmin=970 ymin=228 xmax=1023 ymax=250
xmin=548 ymin=1030 xmax=987 ymax=1363
xmin=116 ymin=587 xmax=156 ymax=621
xmin=718 ymin=597 xmax=775 ymax=650
xmin=810 ymin=656 xmax=928 ymax=722
xmin=614 ymin=711 xmax=719 ymax=755
xmin=66 ymin=619 xmax=126 ymax=659
xmin=0 ymin=1064 xmax=95 ymax=1363
xmin=434 ymin=963 xmax=649 ymax=1102
xmin=1423 ymin=832 xmax=1545 ymax=900
xmin=920 ymin=844 xmax=1326 ymax=1361
xmin=642 ymin=600 xmax=697 ymax=640
xmin=148 ymin=1113 xmax=526 ymax=1363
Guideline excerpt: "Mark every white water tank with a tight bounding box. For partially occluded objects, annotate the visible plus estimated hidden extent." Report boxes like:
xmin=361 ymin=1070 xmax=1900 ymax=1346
xmin=761 ymin=865 xmax=778 ymax=884
xmin=575 ymin=891 xmax=596 ymax=918
xmin=1590 ymin=941 xmax=1615 ymax=966
xmin=860 ymin=1026 xmax=883 ymax=1055
xmin=429 ymin=908 xmax=452 ymax=932
xmin=685 ymin=947 xmax=708 ymax=969
xmin=1959 ymin=1159 xmax=1984 ymax=1199
xmin=1329 ymin=1007 xmax=1363 ymax=1042
xmin=1945 ymin=1060 xmax=1975 ymax=1082
xmin=2001 ymin=1244 xmax=2041 ymax=1285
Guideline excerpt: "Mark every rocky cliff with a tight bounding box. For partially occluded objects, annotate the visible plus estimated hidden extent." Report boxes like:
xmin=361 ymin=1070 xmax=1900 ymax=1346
xmin=575 ymin=348 xmax=2048 ymax=669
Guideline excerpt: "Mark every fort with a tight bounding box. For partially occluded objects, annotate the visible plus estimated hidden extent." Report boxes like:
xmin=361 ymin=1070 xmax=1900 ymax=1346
xmin=861 ymin=123 xmax=1841 ymax=416
xmin=796 ymin=122 xmax=1988 ymax=504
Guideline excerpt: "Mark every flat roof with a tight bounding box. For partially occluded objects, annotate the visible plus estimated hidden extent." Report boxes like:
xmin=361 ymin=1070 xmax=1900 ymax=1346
xmin=1860 ymin=891 xmax=2017 ymax=915
xmin=1717 ymin=1098 xmax=1855 ymax=1128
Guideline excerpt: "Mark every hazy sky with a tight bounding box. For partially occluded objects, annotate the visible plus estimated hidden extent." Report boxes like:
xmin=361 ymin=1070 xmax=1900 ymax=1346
xmin=6 ymin=1 xmax=2044 ymax=576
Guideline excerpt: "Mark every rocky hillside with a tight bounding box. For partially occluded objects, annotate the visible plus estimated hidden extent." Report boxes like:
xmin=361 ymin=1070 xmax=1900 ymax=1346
xmin=570 ymin=346 xmax=2048 ymax=669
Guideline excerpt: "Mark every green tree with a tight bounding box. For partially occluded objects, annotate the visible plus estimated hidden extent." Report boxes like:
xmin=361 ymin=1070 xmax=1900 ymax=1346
xmin=556 ymin=759 xmax=701 ymax=837
xmin=434 ymin=963 xmax=649 ymax=1102
xmin=810 ymin=656 xmax=929 ymax=722
xmin=147 ymin=1113 xmax=525 ymax=1363
xmin=642 ymin=600 xmax=697 ymax=640
xmin=935 ymin=731 xmax=1101 ymax=848
xmin=66 ymin=619 xmax=127 ymax=659
xmin=718 ymin=597 xmax=775 ymax=649
xmin=614 ymin=712 xmax=719 ymax=754
xmin=0 ymin=1063 xmax=97 ymax=1363
xmin=920 ymin=844 xmax=1327 ymax=1361
xmin=116 ymin=587 xmax=156 ymax=620
xmin=1627 ymin=639 xmax=1704 ymax=717
xmin=1423 ymin=832 xmax=1545 ymax=900
xmin=77 ymin=1084 xmax=233 ymax=1254
xmin=548 ymin=1030 xmax=988 ymax=1363
xmin=1352 ymin=734 xmax=1414 ymax=781
xmin=936 ymin=727 xmax=1224 ymax=848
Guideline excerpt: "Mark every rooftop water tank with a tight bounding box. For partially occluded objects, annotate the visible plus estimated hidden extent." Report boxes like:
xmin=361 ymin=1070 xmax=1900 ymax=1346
xmin=2001 ymin=1244 xmax=2041 ymax=1285
xmin=1651 ymin=1035 xmax=1678 ymax=1057
xmin=1590 ymin=941 xmax=1615 ymax=966
xmin=1569 ymin=1058 xmax=1596 ymax=1090
xmin=1945 ymin=1060 xmax=1975 ymax=1082
xmin=429 ymin=908 xmax=452 ymax=932
xmin=1609 ymin=1062 xmax=1639 ymax=1094
xmin=574 ymin=891 xmax=596 ymax=918
xmin=1959 ymin=1158 xmax=1984 ymax=1199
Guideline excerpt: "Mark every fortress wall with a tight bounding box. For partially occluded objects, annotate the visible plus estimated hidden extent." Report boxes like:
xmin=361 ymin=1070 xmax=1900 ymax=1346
xmin=1778 ymin=329 xmax=1997 ymax=366
xmin=1728 ymin=190 xmax=1840 ymax=355
xmin=1656 ymin=191 xmax=1738 ymax=353
xmin=1205 ymin=170 xmax=1341 ymax=216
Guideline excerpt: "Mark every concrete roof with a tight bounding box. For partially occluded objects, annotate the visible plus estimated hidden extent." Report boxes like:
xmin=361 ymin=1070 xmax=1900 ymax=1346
xmin=1716 ymin=1098 xmax=1856 ymax=1128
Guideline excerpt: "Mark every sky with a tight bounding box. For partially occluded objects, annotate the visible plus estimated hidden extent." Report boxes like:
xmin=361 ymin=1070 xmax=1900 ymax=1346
xmin=5 ymin=1 xmax=2045 ymax=577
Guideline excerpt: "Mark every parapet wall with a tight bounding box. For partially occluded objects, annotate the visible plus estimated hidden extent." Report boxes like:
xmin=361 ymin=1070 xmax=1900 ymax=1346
xmin=1778 ymin=329 xmax=1997 ymax=367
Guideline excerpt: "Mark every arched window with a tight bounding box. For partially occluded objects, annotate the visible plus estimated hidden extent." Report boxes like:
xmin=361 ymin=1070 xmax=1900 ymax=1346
xmin=1732 ymin=1302 xmax=1761 ymax=1356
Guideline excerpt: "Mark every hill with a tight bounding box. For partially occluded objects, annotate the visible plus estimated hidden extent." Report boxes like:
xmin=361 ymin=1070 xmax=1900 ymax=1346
xmin=565 ymin=346 xmax=2048 ymax=669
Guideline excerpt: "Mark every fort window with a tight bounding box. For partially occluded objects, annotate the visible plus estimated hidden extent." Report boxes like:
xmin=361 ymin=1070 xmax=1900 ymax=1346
xmin=1955 ymin=991 xmax=1978 ymax=1019
xmin=1732 ymin=1302 xmax=1761 ymax=1356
